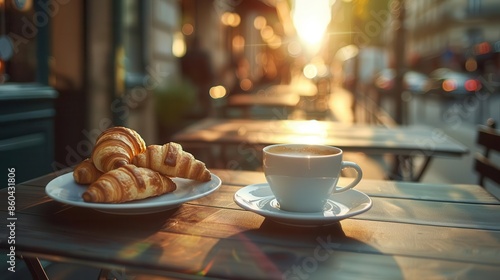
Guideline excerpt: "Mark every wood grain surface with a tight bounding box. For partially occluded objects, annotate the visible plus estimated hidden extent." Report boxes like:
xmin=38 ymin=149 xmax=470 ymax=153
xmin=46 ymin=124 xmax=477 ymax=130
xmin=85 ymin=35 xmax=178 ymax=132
xmin=1 ymin=169 xmax=499 ymax=279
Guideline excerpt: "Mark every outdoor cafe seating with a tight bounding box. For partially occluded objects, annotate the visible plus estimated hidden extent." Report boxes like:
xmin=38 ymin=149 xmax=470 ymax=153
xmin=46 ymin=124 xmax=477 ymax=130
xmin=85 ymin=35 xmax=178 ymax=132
xmin=474 ymin=118 xmax=500 ymax=191
xmin=3 ymin=82 xmax=499 ymax=279
xmin=3 ymin=51 xmax=499 ymax=280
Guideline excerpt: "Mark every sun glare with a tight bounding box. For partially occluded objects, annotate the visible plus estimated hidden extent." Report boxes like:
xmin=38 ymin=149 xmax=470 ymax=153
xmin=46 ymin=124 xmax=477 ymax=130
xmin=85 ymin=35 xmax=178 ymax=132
xmin=292 ymin=0 xmax=333 ymax=50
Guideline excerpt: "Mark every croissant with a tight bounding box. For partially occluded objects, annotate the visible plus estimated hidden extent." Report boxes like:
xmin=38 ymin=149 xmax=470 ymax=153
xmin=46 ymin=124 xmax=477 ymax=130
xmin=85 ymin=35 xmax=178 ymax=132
xmin=82 ymin=164 xmax=177 ymax=203
xmin=73 ymin=158 xmax=103 ymax=184
xmin=91 ymin=126 xmax=146 ymax=173
xmin=132 ymin=142 xmax=211 ymax=182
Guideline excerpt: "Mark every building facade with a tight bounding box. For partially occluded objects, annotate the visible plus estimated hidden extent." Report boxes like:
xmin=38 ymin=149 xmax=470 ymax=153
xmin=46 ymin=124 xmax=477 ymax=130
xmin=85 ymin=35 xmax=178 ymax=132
xmin=406 ymin=0 xmax=500 ymax=73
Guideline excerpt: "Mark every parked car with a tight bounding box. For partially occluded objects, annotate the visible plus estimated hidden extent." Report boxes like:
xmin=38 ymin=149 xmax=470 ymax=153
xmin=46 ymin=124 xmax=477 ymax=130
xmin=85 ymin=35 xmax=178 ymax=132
xmin=426 ymin=68 xmax=482 ymax=96
xmin=373 ymin=69 xmax=430 ymax=95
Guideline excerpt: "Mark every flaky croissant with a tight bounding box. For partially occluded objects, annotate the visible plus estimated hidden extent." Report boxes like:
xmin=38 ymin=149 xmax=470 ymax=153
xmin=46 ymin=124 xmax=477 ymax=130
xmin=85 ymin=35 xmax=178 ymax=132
xmin=73 ymin=158 xmax=103 ymax=184
xmin=91 ymin=126 xmax=146 ymax=173
xmin=132 ymin=142 xmax=211 ymax=182
xmin=82 ymin=164 xmax=176 ymax=203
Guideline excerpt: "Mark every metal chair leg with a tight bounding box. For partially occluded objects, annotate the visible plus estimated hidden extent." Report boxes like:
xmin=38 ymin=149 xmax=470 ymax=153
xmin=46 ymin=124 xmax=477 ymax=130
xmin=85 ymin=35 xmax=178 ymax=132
xmin=23 ymin=256 xmax=49 ymax=280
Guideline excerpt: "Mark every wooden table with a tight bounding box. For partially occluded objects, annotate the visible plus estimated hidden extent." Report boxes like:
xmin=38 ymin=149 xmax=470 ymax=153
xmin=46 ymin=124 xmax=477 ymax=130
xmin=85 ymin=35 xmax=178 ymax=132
xmin=172 ymin=118 xmax=469 ymax=181
xmin=1 ymin=169 xmax=499 ymax=279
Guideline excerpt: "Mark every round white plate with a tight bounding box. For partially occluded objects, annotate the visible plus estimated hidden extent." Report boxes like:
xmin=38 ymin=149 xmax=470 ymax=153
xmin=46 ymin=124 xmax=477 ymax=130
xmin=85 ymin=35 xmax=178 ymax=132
xmin=234 ymin=183 xmax=372 ymax=227
xmin=45 ymin=172 xmax=221 ymax=215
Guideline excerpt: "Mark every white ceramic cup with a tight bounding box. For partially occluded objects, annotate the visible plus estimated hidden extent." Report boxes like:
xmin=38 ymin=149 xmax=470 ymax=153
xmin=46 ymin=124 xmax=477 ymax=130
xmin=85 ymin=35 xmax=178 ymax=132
xmin=263 ymin=144 xmax=363 ymax=213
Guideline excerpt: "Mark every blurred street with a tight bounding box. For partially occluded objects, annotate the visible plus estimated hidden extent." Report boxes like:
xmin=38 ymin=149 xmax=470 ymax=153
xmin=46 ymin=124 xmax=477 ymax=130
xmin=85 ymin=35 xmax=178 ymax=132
xmin=328 ymin=85 xmax=500 ymax=197
xmin=406 ymin=92 xmax=500 ymax=199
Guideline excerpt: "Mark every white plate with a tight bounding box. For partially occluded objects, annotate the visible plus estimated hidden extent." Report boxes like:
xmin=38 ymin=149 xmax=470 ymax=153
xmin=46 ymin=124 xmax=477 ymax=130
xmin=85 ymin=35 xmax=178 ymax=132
xmin=45 ymin=172 xmax=221 ymax=215
xmin=234 ymin=183 xmax=372 ymax=227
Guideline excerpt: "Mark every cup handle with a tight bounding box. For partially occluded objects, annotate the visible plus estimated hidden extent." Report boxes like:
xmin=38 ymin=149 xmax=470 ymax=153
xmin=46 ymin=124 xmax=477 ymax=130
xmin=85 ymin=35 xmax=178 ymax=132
xmin=335 ymin=161 xmax=363 ymax=193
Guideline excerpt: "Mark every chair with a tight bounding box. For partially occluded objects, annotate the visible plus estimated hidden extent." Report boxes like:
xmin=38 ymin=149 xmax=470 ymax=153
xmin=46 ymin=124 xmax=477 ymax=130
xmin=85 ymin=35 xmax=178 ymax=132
xmin=474 ymin=118 xmax=500 ymax=188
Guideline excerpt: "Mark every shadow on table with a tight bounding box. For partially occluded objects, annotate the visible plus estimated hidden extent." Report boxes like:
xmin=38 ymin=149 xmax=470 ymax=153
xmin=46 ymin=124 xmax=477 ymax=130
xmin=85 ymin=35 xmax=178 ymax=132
xmin=47 ymin=206 xmax=178 ymax=237
xmin=13 ymin=205 xmax=180 ymax=279
xmin=41 ymin=206 xmax=177 ymax=264
xmin=200 ymin=220 xmax=403 ymax=280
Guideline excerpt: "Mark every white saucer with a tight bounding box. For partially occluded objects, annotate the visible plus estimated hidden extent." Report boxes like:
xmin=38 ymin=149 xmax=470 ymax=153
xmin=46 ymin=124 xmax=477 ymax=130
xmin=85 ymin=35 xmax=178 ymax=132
xmin=46 ymin=172 xmax=221 ymax=215
xmin=233 ymin=183 xmax=372 ymax=227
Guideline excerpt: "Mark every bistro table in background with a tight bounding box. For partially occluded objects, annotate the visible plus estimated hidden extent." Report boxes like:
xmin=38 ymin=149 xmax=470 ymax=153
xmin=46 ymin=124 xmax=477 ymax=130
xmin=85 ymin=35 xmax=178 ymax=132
xmin=223 ymin=90 xmax=300 ymax=119
xmin=172 ymin=118 xmax=469 ymax=182
xmin=1 ymin=168 xmax=499 ymax=280
xmin=221 ymin=79 xmax=318 ymax=119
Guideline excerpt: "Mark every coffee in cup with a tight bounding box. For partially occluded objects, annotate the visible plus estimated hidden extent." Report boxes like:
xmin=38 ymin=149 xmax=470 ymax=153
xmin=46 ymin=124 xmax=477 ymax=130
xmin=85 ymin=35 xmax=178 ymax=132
xmin=263 ymin=144 xmax=363 ymax=212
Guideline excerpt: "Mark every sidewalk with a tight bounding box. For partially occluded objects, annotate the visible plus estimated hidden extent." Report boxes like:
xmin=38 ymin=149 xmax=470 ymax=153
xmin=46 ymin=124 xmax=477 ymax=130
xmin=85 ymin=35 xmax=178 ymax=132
xmin=326 ymin=86 xmax=472 ymax=185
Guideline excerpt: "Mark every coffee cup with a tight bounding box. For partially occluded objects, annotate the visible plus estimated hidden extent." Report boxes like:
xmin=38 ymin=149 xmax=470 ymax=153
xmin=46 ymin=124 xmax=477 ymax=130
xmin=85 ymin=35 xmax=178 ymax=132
xmin=263 ymin=144 xmax=363 ymax=212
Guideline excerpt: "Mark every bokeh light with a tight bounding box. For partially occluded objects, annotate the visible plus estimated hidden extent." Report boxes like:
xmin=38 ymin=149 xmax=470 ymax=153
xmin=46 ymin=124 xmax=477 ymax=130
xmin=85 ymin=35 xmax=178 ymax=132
xmin=303 ymin=64 xmax=318 ymax=79
xmin=221 ymin=12 xmax=241 ymax=27
xmin=465 ymin=58 xmax=477 ymax=72
xmin=442 ymin=79 xmax=457 ymax=92
xmin=268 ymin=35 xmax=282 ymax=49
xmin=172 ymin=32 xmax=186 ymax=57
xmin=240 ymin=79 xmax=253 ymax=91
xmin=181 ymin=23 xmax=194 ymax=36
xmin=253 ymin=16 xmax=266 ymax=30
xmin=287 ymin=41 xmax=302 ymax=57
xmin=232 ymin=35 xmax=245 ymax=54
xmin=209 ymin=85 xmax=227 ymax=99
xmin=182 ymin=23 xmax=194 ymax=36
xmin=260 ymin=26 xmax=274 ymax=41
